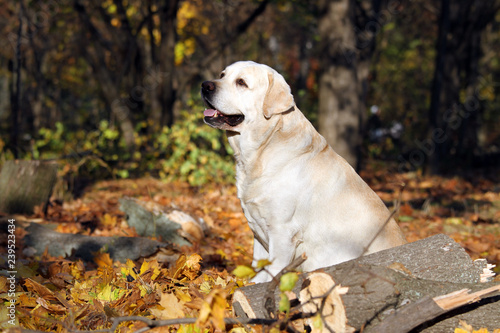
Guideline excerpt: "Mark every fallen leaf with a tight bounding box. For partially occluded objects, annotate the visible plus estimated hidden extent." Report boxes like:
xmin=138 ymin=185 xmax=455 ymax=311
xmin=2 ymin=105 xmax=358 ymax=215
xmin=196 ymin=289 xmax=227 ymax=330
xmin=94 ymin=252 xmax=113 ymax=268
xmin=465 ymin=241 xmax=490 ymax=254
xmin=150 ymin=292 xmax=185 ymax=319
xmin=24 ymin=278 xmax=57 ymax=301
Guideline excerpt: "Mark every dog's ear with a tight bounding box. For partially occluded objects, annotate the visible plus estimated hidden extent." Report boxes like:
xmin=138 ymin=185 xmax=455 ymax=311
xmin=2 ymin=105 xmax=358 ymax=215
xmin=263 ymin=71 xmax=295 ymax=119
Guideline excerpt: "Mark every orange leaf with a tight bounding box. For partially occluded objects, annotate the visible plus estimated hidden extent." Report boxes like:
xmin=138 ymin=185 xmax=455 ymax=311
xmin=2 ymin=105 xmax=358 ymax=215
xmin=36 ymin=296 xmax=67 ymax=314
xmin=399 ymin=204 xmax=413 ymax=216
xmin=24 ymin=278 xmax=57 ymax=301
xmin=465 ymin=241 xmax=490 ymax=254
xmin=94 ymin=252 xmax=113 ymax=268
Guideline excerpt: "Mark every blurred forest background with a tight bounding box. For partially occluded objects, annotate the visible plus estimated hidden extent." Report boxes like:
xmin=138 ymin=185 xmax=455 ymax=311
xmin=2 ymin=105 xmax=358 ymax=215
xmin=1 ymin=0 xmax=500 ymax=188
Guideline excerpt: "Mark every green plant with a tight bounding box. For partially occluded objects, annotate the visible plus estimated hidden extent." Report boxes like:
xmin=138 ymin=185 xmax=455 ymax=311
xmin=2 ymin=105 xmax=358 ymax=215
xmin=159 ymin=110 xmax=234 ymax=185
xmin=0 ymin=105 xmax=235 ymax=187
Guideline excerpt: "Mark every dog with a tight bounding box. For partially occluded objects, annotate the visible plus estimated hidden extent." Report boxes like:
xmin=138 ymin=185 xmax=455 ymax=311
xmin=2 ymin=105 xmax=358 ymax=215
xmin=201 ymin=61 xmax=407 ymax=283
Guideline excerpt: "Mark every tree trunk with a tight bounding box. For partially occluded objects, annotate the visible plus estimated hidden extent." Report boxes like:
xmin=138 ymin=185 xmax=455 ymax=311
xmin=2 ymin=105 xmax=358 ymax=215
xmin=318 ymin=0 xmax=360 ymax=168
xmin=428 ymin=0 xmax=451 ymax=175
xmin=317 ymin=0 xmax=383 ymax=170
xmin=73 ymin=0 xmax=138 ymax=149
xmin=98 ymin=67 xmax=136 ymax=149
xmin=10 ymin=0 xmax=24 ymax=159
xmin=428 ymin=1 xmax=500 ymax=174
xmin=158 ymin=0 xmax=179 ymax=128
xmin=0 ymin=160 xmax=58 ymax=214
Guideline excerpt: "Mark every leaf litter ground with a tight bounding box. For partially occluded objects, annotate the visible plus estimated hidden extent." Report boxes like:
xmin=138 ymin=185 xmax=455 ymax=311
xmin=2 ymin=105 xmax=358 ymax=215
xmin=1 ymin=168 xmax=499 ymax=332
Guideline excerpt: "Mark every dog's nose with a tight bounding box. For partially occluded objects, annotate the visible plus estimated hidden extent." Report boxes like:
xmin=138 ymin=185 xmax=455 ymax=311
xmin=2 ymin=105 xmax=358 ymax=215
xmin=202 ymin=81 xmax=216 ymax=93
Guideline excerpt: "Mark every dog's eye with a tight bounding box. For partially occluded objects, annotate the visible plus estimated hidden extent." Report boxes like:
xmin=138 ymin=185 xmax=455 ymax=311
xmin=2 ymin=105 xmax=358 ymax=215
xmin=220 ymin=72 xmax=225 ymax=79
xmin=236 ymin=78 xmax=248 ymax=88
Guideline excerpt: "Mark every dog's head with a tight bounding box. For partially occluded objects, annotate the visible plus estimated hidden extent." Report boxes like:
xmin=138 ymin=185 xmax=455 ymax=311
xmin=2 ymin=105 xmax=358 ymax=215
xmin=201 ymin=61 xmax=295 ymax=132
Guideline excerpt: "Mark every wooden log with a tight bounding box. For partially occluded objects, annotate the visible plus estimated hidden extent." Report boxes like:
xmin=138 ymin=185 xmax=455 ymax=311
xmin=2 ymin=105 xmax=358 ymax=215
xmin=0 ymin=160 xmax=58 ymax=214
xmin=119 ymin=198 xmax=206 ymax=246
xmin=232 ymin=234 xmax=499 ymax=332
xmin=367 ymin=284 xmax=500 ymax=333
xmin=22 ymin=222 xmax=174 ymax=263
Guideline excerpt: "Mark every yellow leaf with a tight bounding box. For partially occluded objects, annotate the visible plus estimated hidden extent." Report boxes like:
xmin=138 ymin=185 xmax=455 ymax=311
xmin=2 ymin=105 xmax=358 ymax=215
xmin=126 ymin=259 xmax=136 ymax=270
xmin=101 ymin=213 xmax=117 ymax=227
xmin=126 ymin=259 xmax=138 ymax=279
xmin=97 ymin=284 xmax=113 ymax=302
xmin=140 ymin=260 xmax=150 ymax=275
xmin=176 ymin=289 xmax=192 ymax=303
xmin=211 ymin=290 xmax=227 ymax=330
xmin=97 ymin=284 xmax=124 ymax=303
xmin=70 ymin=261 xmax=85 ymax=279
xmin=232 ymin=265 xmax=256 ymax=279
xmin=256 ymin=259 xmax=272 ymax=269
xmin=138 ymin=284 xmax=153 ymax=297
xmin=229 ymin=328 xmax=248 ymax=333
xmin=151 ymin=265 xmax=161 ymax=281
xmin=150 ymin=292 xmax=185 ymax=319
xmin=279 ymin=293 xmax=290 ymax=313
xmin=455 ymin=329 xmax=470 ymax=333
xmin=280 ymin=272 xmax=299 ymax=292
xmin=196 ymin=289 xmax=227 ymax=330
xmin=197 ymin=300 xmax=212 ymax=327
xmin=312 ymin=313 xmax=324 ymax=331
xmin=199 ymin=281 xmax=212 ymax=294
xmin=214 ymin=276 xmax=227 ymax=288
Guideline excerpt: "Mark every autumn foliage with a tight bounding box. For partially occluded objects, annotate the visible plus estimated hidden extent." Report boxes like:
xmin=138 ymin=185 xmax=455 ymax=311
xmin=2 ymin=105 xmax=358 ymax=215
xmin=1 ymin=167 xmax=499 ymax=331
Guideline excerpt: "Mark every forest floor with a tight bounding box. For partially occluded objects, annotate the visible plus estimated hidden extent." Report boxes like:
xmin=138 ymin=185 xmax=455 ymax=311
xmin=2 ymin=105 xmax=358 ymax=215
xmin=1 ymin=163 xmax=500 ymax=332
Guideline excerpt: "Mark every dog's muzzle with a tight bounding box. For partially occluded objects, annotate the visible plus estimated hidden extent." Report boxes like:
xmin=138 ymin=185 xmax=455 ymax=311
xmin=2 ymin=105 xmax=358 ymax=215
xmin=201 ymin=81 xmax=244 ymax=129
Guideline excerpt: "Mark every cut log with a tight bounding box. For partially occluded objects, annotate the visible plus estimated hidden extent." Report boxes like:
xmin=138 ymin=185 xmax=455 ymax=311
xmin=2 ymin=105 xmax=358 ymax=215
xmin=0 ymin=160 xmax=58 ymax=214
xmin=232 ymin=234 xmax=499 ymax=332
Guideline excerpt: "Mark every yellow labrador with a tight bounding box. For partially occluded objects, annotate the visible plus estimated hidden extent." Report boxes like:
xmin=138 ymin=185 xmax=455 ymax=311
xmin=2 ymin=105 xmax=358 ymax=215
xmin=201 ymin=61 xmax=407 ymax=283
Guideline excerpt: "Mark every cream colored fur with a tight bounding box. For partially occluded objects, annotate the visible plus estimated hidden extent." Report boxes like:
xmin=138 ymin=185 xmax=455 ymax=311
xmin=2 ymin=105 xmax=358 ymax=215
xmin=202 ymin=61 xmax=407 ymax=283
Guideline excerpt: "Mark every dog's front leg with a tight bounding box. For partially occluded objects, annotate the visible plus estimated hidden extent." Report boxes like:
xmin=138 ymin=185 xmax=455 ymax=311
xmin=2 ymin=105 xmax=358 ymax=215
xmin=251 ymin=230 xmax=296 ymax=283
xmin=252 ymin=237 xmax=269 ymax=265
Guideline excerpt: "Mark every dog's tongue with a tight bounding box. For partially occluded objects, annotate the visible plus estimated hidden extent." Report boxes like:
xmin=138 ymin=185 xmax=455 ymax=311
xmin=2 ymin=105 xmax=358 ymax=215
xmin=204 ymin=109 xmax=217 ymax=117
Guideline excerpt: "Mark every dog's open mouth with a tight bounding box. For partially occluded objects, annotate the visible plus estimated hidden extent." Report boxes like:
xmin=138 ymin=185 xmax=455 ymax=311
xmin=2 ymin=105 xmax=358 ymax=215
xmin=203 ymin=108 xmax=244 ymax=127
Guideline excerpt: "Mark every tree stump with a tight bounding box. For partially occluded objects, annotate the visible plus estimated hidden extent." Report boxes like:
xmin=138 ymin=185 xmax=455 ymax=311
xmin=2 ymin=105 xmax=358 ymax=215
xmin=0 ymin=160 xmax=58 ymax=214
xmin=232 ymin=234 xmax=499 ymax=332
